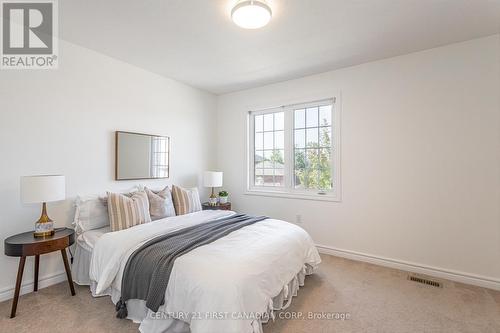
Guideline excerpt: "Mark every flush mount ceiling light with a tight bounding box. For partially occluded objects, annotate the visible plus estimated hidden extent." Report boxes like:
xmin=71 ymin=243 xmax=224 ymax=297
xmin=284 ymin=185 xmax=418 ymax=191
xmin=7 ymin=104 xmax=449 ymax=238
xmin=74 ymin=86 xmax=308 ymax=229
xmin=231 ymin=0 xmax=272 ymax=29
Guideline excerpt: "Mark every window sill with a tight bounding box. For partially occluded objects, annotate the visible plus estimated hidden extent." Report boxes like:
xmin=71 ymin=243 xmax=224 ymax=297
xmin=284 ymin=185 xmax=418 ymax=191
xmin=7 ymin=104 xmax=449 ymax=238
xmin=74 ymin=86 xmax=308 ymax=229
xmin=245 ymin=189 xmax=341 ymax=202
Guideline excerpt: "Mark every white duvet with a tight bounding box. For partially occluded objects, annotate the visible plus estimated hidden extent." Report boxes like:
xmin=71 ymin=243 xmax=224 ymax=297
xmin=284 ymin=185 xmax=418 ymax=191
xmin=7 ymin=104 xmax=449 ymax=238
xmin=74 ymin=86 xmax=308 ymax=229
xmin=90 ymin=210 xmax=321 ymax=333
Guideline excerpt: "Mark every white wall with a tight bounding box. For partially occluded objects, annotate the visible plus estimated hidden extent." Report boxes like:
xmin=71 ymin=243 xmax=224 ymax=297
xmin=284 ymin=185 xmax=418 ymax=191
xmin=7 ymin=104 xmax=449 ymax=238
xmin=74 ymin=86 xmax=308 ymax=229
xmin=0 ymin=40 xmax=217 ymax=299
xmin=216 ymin=35 xmax=500 ymax=285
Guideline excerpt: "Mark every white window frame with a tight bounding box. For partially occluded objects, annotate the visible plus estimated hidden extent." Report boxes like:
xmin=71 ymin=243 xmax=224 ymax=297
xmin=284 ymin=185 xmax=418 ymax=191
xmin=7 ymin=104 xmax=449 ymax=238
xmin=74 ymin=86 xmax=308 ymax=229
xmin=246 ymin=96 xmax=341 ymax=202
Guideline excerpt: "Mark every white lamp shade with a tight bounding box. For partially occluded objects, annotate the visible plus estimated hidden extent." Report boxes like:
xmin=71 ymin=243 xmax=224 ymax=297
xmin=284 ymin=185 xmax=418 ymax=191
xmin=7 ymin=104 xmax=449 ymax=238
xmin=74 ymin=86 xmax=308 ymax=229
xmin=203 ymin=171 xmax=223 ymax=187
xmin=21 ymin=175 xmax=66 ymax=203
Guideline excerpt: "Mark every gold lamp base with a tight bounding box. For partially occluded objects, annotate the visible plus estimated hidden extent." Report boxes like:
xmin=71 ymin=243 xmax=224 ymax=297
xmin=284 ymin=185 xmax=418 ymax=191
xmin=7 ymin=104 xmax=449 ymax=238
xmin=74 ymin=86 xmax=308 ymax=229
xmin=34 ymin=230 xmax=55 ymax=238
xmin=208 ymin=187 xmax=218 ymax=206
xmin=34 ymin=202 xmax=55 ymax=238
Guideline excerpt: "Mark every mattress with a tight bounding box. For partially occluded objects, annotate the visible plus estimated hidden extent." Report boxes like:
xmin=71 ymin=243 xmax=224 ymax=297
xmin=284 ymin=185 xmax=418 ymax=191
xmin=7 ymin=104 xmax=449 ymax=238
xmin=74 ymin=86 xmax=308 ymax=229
xmin=78 ymin=226 xmax=111 ymax=250
xmin=72 ymin=226 xmax=110 ymax=285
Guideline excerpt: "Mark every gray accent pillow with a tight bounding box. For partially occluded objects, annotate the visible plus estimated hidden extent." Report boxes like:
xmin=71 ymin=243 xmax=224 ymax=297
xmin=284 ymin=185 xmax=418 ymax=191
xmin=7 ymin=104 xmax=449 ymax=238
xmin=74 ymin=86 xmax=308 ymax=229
xmin=145 ymin=186 xmax=176 ymax=220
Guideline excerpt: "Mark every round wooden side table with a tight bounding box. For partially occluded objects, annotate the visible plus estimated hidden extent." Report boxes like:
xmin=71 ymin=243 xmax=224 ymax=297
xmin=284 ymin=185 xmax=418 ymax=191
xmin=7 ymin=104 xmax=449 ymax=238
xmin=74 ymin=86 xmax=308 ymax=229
xmin=4 ymin=228 xmax=76 ymax=318
xmin=202 ymin=202 xmax=232 ymax=211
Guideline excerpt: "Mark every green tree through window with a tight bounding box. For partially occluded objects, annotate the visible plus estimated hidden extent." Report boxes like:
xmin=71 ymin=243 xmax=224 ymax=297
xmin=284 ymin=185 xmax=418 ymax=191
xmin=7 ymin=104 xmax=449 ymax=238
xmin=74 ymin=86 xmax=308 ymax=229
xmin=294 ymin=118 xmax=332 ymax=190
xmin=269 ymin=149 xmax=284 ymax=165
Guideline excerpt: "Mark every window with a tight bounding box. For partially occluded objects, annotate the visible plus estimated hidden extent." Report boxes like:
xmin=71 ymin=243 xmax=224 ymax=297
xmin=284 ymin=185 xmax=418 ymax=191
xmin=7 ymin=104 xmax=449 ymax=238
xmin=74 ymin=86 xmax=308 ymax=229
xmin=150 ymin=136 xmax=169 ymax=178
xmin=248 ymin=98 xmax=340 ymax=201
xmin=253 ymin=112 xmax=284 ymax=187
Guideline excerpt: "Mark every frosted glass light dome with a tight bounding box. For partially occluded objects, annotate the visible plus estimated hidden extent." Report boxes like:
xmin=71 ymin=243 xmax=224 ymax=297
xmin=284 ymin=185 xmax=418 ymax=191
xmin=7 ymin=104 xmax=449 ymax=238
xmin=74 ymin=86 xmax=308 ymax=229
xmin=231 ymin=0 xmax=272 ymax=29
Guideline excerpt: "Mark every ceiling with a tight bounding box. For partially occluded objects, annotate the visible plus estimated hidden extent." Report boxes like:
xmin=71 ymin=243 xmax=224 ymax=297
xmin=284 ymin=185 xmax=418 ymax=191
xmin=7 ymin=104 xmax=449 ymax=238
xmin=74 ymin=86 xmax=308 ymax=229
xmin=60 ymin=0 xmax=500 ymax=94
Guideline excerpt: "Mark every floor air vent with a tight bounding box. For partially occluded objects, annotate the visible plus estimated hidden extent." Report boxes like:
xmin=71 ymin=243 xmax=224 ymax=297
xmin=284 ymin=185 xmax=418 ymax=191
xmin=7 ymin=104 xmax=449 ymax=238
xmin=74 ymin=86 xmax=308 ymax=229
xmin=408 ymin=275 xmax=443 ymax=288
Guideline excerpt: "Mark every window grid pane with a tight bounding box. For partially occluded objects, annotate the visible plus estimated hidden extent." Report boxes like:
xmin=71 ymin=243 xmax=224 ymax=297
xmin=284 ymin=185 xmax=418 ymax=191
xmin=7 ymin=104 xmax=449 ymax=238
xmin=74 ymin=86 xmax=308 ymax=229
xmin=263 ymin=114 xmax=273 ymax=131
xmin=293 ymin=105 xmax=333 ymax=191
xmin=319 ymin=105 xmax=332 ymax=126
xmin=254 ymin=111 xmax=285 ymax=187
xmin=294 ymin=109 xmax=305 ymax=129
xmin=255 ymin=115 xmax=264 ymax=132
xmin=306 ymin=107 xmax=319 ymax=128
xmin=151 ymin=137 xmax=169 ymax=178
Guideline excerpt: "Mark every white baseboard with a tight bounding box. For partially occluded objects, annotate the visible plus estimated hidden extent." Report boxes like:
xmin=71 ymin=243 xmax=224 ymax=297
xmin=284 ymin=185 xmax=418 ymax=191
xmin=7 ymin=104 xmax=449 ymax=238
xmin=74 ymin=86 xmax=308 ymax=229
xmin=316 ymin=244 xmax=500 ymax=291
xmin=0 ymin=271 xmax=67 ymax=303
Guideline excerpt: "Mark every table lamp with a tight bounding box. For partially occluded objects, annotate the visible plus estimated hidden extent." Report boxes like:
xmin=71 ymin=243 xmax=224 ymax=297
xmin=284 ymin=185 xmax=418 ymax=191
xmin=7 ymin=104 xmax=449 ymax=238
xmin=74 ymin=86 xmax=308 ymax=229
xmin=203 ymin=171 xmax=223 ymax=206
xmin=21 ymin=175 xmax=66 ymax=237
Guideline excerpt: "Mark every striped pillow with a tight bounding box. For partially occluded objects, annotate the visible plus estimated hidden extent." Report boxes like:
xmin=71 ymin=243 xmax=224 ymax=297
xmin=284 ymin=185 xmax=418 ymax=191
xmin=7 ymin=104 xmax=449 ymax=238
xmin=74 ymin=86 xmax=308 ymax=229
xmin=107 ymin=191 xmax=151 ymax=231
xmin=171 ymin=185 xmax=202 ymax=215
xmin=144 ymin=186 xmax=176 ymax=220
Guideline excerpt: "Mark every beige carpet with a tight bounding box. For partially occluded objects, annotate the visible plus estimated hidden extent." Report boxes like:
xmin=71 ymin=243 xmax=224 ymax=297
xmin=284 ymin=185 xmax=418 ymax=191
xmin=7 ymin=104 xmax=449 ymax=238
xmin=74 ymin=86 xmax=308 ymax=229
xmin=1 ymin=254 xmax=499 ymax=333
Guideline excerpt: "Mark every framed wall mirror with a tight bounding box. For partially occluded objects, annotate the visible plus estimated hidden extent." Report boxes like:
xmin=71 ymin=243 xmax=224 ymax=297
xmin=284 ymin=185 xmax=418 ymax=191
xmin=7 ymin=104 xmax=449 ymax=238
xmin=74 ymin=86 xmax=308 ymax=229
xmin=115 ymin=131 xmax=170 ymax=180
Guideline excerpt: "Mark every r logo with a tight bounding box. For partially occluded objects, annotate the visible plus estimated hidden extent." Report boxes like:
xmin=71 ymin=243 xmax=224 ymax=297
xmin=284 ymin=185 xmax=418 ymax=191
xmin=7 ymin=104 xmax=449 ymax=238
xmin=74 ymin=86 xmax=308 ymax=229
xmin=2 ymin=2 xmax=53 ymax=54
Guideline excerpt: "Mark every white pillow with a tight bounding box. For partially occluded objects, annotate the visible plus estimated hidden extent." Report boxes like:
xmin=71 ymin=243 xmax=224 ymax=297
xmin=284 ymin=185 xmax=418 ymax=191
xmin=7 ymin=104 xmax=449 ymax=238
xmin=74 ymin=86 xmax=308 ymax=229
xmin=73 ymin=195 xmax=109 ymax=234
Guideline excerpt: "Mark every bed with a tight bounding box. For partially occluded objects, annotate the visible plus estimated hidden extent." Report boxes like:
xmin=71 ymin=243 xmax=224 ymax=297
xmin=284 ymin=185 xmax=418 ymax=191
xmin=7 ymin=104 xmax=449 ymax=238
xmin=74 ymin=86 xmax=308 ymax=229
xmin=73 ymin=209 xmax=321 ymax=333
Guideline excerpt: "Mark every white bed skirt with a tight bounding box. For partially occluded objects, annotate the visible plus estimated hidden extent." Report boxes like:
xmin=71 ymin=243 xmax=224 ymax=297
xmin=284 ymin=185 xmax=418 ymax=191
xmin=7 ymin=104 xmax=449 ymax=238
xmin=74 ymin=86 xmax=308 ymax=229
xmin=89 ymin=264 xmax=315 ymax=333
xmin=72 ymin=241 xmax=93 ymax=285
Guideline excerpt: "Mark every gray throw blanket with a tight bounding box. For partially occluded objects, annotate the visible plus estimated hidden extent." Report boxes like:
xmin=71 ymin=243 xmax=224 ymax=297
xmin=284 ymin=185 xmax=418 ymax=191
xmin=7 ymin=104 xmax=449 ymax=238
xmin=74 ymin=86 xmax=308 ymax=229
xmin=116 ymin=213 xmax=267 ymax=318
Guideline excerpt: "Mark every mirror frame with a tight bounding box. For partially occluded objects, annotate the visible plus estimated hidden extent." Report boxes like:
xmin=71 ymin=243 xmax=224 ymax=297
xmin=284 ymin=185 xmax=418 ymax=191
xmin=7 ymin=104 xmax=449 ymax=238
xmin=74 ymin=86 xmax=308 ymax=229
xmin=115 ymin=131 xmax=170 ymax=181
